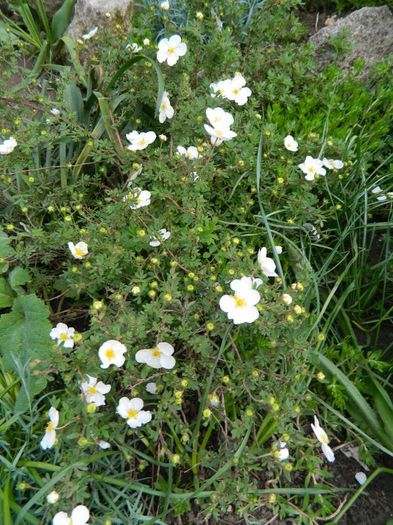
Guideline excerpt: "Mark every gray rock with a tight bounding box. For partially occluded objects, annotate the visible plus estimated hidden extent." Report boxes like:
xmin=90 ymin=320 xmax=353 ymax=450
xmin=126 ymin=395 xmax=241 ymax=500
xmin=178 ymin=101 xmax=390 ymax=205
xmin=66 ymin=0 xmax=131 ymax=40
xmin=310 ymin=6 xmax=393 ymax=75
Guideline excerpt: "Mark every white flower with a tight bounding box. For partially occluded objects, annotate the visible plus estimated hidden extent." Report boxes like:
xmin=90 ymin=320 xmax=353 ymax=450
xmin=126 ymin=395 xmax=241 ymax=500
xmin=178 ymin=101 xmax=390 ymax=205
xmin=98 ymin=440 xmax=111 ymax=449
xmin=160 ymin=1 xmax=170 ymax=9
xmin=50 ymin=108 xmax=61 ymax=116
xmin=68 ymin=241 xmax=88 ymax=260
xmin=98 ymin=340 xmax=127 ymax=369
xmin=284 ymin=135 xmax=298 ymax=152
xmin=323 ymin=158 xmax=344 ymax=170
xmin=80 ymin=375 xmax=111 ymax=407
xmin=219 ymin=276 xmax=260 ymax=325
xmin=159 ymin=134 xmax=167 ymax=141
xmin=224 ymin=74 xmax=252 ymax=106
xmin=157 ymin=35 xmax=187 ymax=66
xmin=206 ymin=107 xmax=234 ymax=128
xmin=377 ymin=195 xmax=387 ymax=202
xmin=146 ymin=382 xmax=157 ymax=394
xmin=176 ymin=145 xmax=201 ymax=159
xmin=0 ymin=137 xmax=17 ymax=155
xmin=282 ymin=293 xmax=293 ymax=305
xmin=136 ymin=342 xmax=176 ymax=369
xmin=127 ymin=42 xmax=142 ymax=53
xmin=50 ymin=322 xmax=75 ymax=348
xmin=277 ymin=441 xmax=289 ymax=461
xmin=143 ymin=38 xmax=150 ymax=46
xmin=204 ymin=125 xmax=237 ymax=145
xmin=257 ymin=247 xmax=278 ymax=278
xmin=275 ymin=245 xmax=283 ymax=254
xmin=82 ymin=27 xmax=98 ymax=40
xmin=40 ymin=407 xmax=59 ymax=450
xmin=311 ymin=416 xmax=335 ymax=463
xmin=128 ymin=188 xmax=151 ymax=209
xmin=355 ymin=472 xmax=367 ymax=485
xmin=53 ymin=505 xmax=90 ymax=525
xmin=159 ymin=91 xmax=174 ymax=123
xmin=126 ymin=130 xmax=156 ymax=151
xmin=47 ymin=491 xmax=59 ymax=504
xmin=371 ymin=186 xmax=383 ymax=194
xmin=298 ymin=156 xmax=326 ymax=181
xmin=149 ymin=228 xmax=171 ymax=247
xmin=116 ymin=397 xmax=152 ymax=428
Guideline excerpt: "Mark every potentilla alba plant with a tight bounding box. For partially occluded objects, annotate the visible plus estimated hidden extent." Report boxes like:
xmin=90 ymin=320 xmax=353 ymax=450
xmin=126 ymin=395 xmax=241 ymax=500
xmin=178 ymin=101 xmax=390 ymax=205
xmin=257 ymin=247 xmax=278 ymax=278
xmin=50 ymin=323 xmax=75 ymax=348
xmin=128 ymin=188 xmax=151 ymax=209
xmin=298 ymin=156 xmax=326 ymax=181
xmin=176 ymin=145 xmax=201 ymax=159
xmin=284 ymin=135 xmax=298 ymax=152
xmin=68 ymin=241 xmax=88 ymax=259
xmin=116 ymin=397 xmax=152 ymax=428
xmin=40 ymin=407 xmax=59 ymax=450
xmin=157 ymin=35 xmax=187 ymax=66
xmin=322 ymin=158 xmax=344 ymax=170
xmin=98 ymin=340 xmax=127 ymax=369
xmin=126 ymin=131 xmax=156 ymax=151
xmin=210 ymin=74 xmax=251 ymax=105
xmin=53 ymin=505 xmax=90 ymax=525
xmin=219 ymin=276 xmax=261 ymax=324
xmin=204 ymin=107 xmax=237 ymax=145
xmin=311 ymin=416 xmax=335 ymax=463
xmin=0 ymin=137 xmax=17 ymax=154
xmin=159 ymin=91 xmax=174 ymax=123
xmin=149 ymin=228 xmax=171 ymax=247
xmin=80 ymin=376 xmax=111 ymax=407
xmin=135 ymin=342 xmax=176 ymax=369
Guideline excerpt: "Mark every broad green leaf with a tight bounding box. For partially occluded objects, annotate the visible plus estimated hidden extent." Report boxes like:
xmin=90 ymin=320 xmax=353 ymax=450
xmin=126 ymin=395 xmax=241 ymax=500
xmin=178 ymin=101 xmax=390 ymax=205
xmin=8 ymin=267 xmax=30 ymax=291
xmin=51 ymin=0 xmax=76 ymax=42
xmin=0 ymin=278 xmax=14 ymax=308
xmin=64 ymin=80 xmax=84 ymax=120
xmin=61 ymin=36 xmax=87 ymax=87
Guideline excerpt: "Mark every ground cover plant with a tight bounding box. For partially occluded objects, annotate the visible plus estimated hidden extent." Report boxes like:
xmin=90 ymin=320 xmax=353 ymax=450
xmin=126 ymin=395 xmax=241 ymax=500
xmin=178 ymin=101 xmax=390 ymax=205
xmin=0 ymin=0 xmax=392 ymax=523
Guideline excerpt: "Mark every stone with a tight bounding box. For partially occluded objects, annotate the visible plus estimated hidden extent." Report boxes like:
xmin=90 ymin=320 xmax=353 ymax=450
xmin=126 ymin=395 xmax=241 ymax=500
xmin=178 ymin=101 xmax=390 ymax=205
xmin=310 ymin=6 xmax=393 ymax=75
xmin=66 ymin=0 xmax=131 ymax=40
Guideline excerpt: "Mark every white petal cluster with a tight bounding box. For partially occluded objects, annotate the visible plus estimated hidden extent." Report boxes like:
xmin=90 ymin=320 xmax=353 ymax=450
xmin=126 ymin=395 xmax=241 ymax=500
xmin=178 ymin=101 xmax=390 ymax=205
xmin=53 ymin=505 xmax=90 ymax=525
xmin=284 ymin=135 xmax=298 ymax=152
xmin=298 ymin=156 xmax=326 ymax=181
xmin=40 ymin=407 xmax=59 ymax=450
xmin=127 ymin=42 xmax=142 ymax=53
xmin=80 ymin=376 xmax=111 ymax=407
xmin=136 ymin=342 xmax=176 ymax=369
xmin=128 ymin=187 xmax=151 ymax=209
xmin=126 ymin=130 xmax=156 ymax=151
xmin=311 ymin=416 xmax=335 ymax=462
xmin=371 ymin=185 xmax=392 ymax=202
xmin=47 ymin=491 xmax=60 ymax=504
xmin=322 ymin=158 xmax=344 ymax=170
xmin=219 ymin=276 xmax=260 ymax=325
xmin=149 ymin=228 xmax=171 ymax=247
xmin=257 ymin=247 xmax=278 ymax=278
xmin=146 ymin=382 xmax=157 ymax=394
xmin=276 ymin=441 xmax=289 ymax=461
xmin=116 ymin=397 xmax=152 ymax=428
xmin=82 ymin=27 xmax=98 ymax=40
xmin=68 ymin=241 xmax=88 ymax=259
xmin=50 ymin=322 xmax=75 ymax=348
xmin=157 ymin=35 xmax=187 ymax=66
xmin=159 ymin=91 xmax=175 ymax=123
xmin=204 ymin=107 xmax=237 ymax=146
xmin=210 ymin=73 xmax=251 ymax=106
xmin=0 ymin=137 xmax=17 ymax=155
xmin=98 ymin=340 xmax=127 ymax=369
xmin=176 ymin=145 xmax=201 ymax=160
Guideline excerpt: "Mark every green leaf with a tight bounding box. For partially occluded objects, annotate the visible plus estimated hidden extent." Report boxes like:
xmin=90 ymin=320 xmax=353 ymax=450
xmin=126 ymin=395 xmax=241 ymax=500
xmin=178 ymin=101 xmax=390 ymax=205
xmin=0 ymin=278 xmax=14 ymax=308
xmin=61 ymin=35 xmax=88 ymax=87
xmin=0 ymin=230 xmax=15 ymax=259
xmin=0 ymin=295 xmax=52 ymax=407
xmin=51 ymin=0 xmax=75 ymax=42
xmin=64 ymin=80 xmax=84 ymax=121
xmin=8 ymin=267 xmax=30 ymax=291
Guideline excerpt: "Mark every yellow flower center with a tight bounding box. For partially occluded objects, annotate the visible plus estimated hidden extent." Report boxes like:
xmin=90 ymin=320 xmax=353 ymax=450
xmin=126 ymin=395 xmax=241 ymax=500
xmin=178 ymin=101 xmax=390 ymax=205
xmin=59 ymin=333 xmax=68 ymax=341
xmin=168 ymin=46 xmax=175 ymax=54
xmin=105 ymin=348 xmax=115 ymax=359
xmin=161 ymin=101 xmax=167 ymax=110
xmin=127 ymin=409 xmax=138 ymax=419
xmin=75 ymin=247 xmax=85 ymax=257
xmin=233 ymin=88 xmax=239 ymax=95
xmin=46 ymin=422 xmax=55 ymax=432
xmin=320 ymin=433 xmax=329 ymax=445
xmin=215 ymin=129 xmax=224 ymax=137
xmin=307 ymin=166 xmax=315 ymax=174
xmin=234 ymin=296 xmax=246 ymax=308
xmin=87 ymin=386 xmax=97 ymax=395
xmin=151 ymin=348 xmax=161 ymax=358
xmin=138 ymin=138 xmax=146 ymax=146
